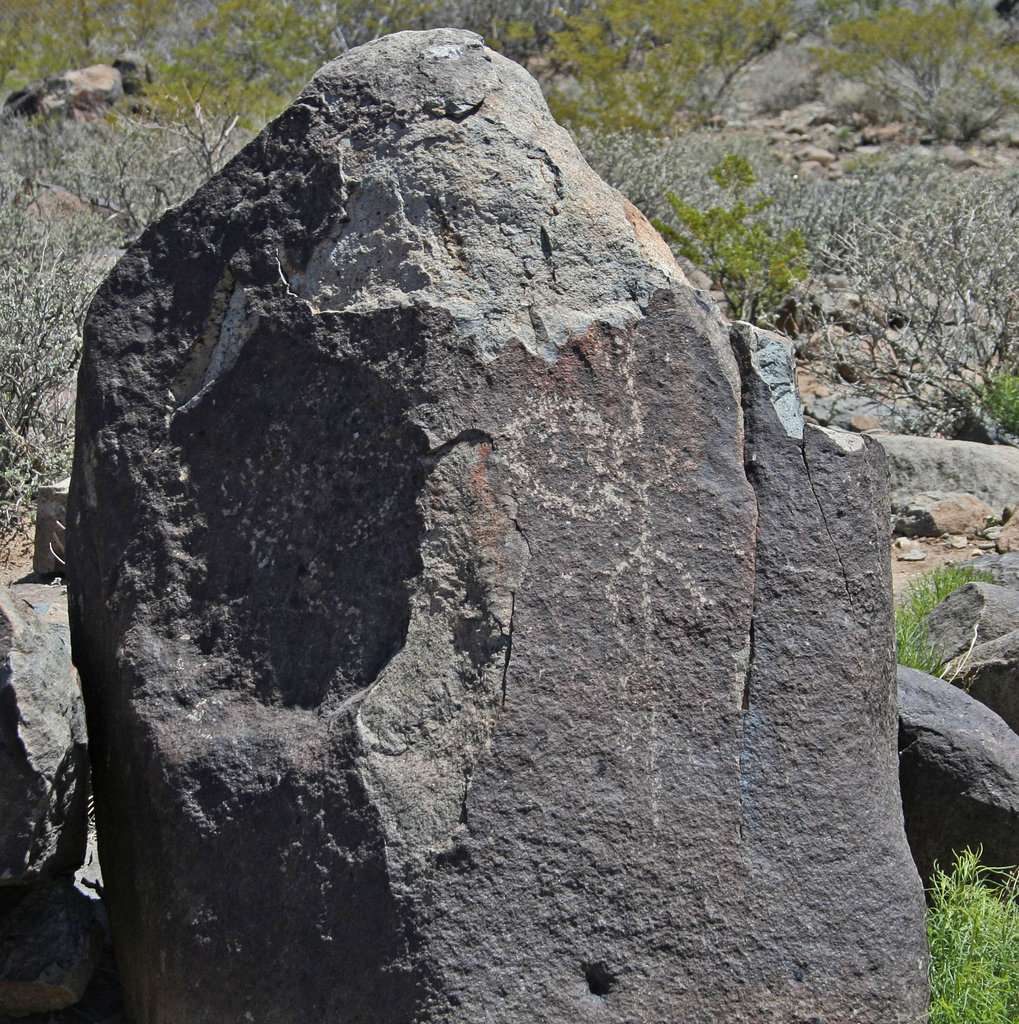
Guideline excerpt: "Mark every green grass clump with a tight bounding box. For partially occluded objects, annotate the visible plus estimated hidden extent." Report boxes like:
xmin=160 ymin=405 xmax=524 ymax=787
xmin=896 ymin=564 xmax=993 ymax=674
xmin=928 ymin=848 xmax=1019 ymax=1024
xmin=982 ymin=375 xmax=1019 ymax=438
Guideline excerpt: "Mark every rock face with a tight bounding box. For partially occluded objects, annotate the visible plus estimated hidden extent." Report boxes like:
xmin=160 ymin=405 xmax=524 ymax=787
xmin=898 ymin=666 xmax=1019 ymax=882
xmin=1 ymin=587 xmax=88 ymax=889
xmin=68 ymin=30 xmax=927 ymax=1024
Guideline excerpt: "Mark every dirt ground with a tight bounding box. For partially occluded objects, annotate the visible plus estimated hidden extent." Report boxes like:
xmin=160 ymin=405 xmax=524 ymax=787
xmin=890 ymin=534 xmax=996 ymax=597
xmin=1 ymin=526 xmax=36 ymax=588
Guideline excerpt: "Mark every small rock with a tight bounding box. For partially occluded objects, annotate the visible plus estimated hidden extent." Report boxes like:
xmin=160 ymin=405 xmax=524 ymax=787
xmin=849 ymin=414 xmax=881 ymax=433
xmin=797 ymin=144 xmax=837 ymax=165
xmin=996 ymin=512 xmax=1019 ymax=553
xmin=898 ymin=549 xmax=928 ymax=562
xmin=892 ymin=491 xmax=995 ymax=538
xmin=796 ymin=159 xmax=827 ymax=177
xmin=982 ymin=526 xmax=1003 ymax=541
xmin=33 ymin=478 xmax=69 ymax=577
xmin=685 ymin=267 xmax=712 ymax=291
xmin=948 ymin=535 xmax=969 ymax=549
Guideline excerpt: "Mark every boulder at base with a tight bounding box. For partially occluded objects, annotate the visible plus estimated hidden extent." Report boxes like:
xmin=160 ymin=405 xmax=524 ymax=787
xmin=1 ymin=587 xmax=88 ymax=889
xmin=0 ymin=878 xmax=104 ymax=1018
xmin=898 ymin=665 xmax=1019 ymax=882
xmin=68 ymin=29 xmax=928 ymax=1024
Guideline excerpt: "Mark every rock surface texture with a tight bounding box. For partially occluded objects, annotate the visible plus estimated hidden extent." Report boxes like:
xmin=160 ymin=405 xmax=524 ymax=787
xmin=68 ymin=30 xmax=927 ymax=1024
xmin=0 ymin=877 xmax=104 ymax=1018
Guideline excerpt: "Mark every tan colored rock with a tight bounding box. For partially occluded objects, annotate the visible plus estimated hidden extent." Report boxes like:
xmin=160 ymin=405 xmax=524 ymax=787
xmin=893 ymin=491 xmax=995 ymax=537
xmin=797 ymin=144 xmax=837 ymax=165
xmin=797 ymin=159 xmax=827 ymax=177
xmin=3 ymin=65 xmax=123 ymax=121
xmin=33 ymin=478 xmax=69 ymax=576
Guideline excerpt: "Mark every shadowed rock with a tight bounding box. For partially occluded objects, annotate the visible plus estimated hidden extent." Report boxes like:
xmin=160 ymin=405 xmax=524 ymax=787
xmin=68 ymin=29 xmax=927 ymax=1024
xmin=899 ymin=665 xmax=1019 ymax=882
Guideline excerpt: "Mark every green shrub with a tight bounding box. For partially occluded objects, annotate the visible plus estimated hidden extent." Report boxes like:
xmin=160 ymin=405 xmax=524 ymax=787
xmin=896 ymin=564 xmax=993 ymax=674
xmin=928 ymin=848 xmax=1019 ymax=1024
xmin=653 ymin=152 xmax=808 ymax=325
xmin=981 ymin=374 xmax=1019 ymax=439
xmin=813 ymin=3 xmax=1019 ymax=141
xmin=547 ymin=0 xmax=796 ymax=132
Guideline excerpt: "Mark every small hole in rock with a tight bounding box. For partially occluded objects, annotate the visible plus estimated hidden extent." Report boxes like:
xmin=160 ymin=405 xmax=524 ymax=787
xmin=583 ymin=961 xmax=615 ymax=997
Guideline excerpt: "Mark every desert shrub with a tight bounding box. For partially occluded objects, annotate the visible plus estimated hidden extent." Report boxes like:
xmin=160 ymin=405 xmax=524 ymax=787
xmin=0 ymin=105 xmax=247 ymax=238
xmin=575 ymin=127 xmax=788 ymax=222
xmin=160 ymin=0 xmax=442 ymax=126
xmin=895 ymin=564 xmax=994 ymax=674
xmin=928 ymin=848 xmax=1019 ymax=1024
xmin=441 ymin=0 xmax=594 ymax=64
xmin=811 ymin=173 xmax=1019 ymax=437
xmin=653 ymin=152 xmax=808 ymax=324
xmin=0 ymin=169 xmax=119 ymax=548
xmin=547 ymin=0 xmax=797 ymax=132
xmin=814 ymin=2 xmax=1019 ymax=141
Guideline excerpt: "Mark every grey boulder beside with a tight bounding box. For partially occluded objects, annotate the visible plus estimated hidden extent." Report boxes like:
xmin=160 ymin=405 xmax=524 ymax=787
xmin=899 ymin=665 xmax=1019 ymax=883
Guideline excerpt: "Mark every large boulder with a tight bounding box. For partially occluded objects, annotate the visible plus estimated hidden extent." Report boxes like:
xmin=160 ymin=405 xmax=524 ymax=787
xmin=891 ymin=491 xmax=995 ymax=538
xmin=898 ymin=665 xmax=1019 ymax=882
xmin=1 ymin=587 xmax=88 ymax=890
xmin=68 ymin=30 xmax=928 ymax=1024
xmin=875 ymin=433 xmax=1019 ymax=515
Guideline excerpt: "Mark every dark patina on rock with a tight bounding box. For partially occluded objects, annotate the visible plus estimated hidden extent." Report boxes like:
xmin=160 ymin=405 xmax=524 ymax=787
xmin=68 ymin=30 xmax=927 ymax=1024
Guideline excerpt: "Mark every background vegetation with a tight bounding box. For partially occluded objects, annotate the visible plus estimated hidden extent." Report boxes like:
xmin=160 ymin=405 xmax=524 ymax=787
xmin=3 ymin=0 xmax=1019 ymax=549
